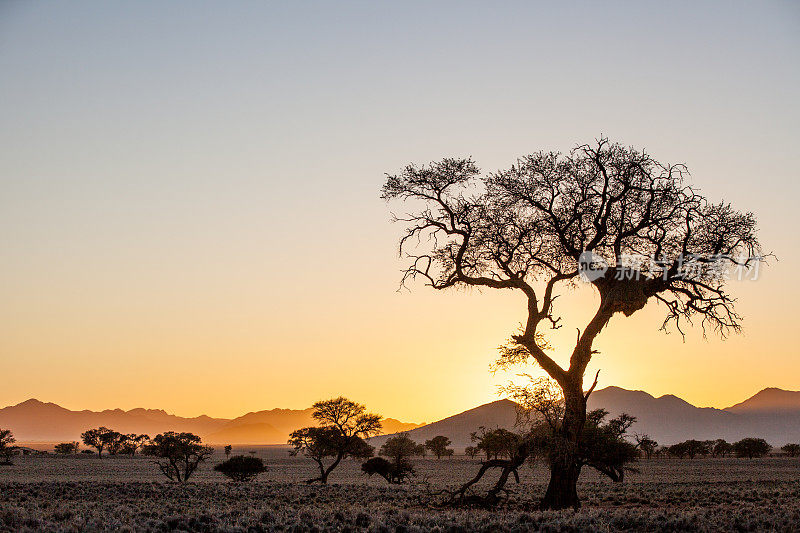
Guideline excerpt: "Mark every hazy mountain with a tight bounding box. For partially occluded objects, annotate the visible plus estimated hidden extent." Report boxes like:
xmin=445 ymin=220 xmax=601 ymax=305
xmin=205 ymin=409 xmax=422 ymax=444
xmin=0 ymin=399 xmax=229 ymax=441
xmin=0 ymin=399 xmax=423 ymax=444
xmin=370 ymin=399 xmax=519 ymax=449
xmin=371 ymin=387 xmax=800 ymax=449
xmin=725 ymin=388 xmax=800 ymax=413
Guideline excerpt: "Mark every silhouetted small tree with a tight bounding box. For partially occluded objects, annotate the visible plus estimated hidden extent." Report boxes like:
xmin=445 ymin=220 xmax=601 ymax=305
xmin=81 ymin=427 xmax=119 ymax=458
xmin=576 ymin=409 xmax=639 ymax=482
xmin=667 ymin=440 xmax=709 ymax=459
xmin=364 ymin=433 xmax=419 ymax=484
xmin=380 ymin=433 xmax=418 ymax=465
xmin=733 ymin=438 xmax=771 ymax=459
xmin=288 ymin=397 xmax=381 ymax=484
xmin=712 ymin=439 xmax=733 ymax=457
xmin=141 ymin=432 xmax=213 ymax=482
xmin=361 ymin=456 xmax=414 ymax=484
xmin=224 ymin=444 xmax=232 ymax=457
xmin=634 ymin=435 xmax=658 ymax=459
xmin=0 ymin=429 xmax=16 ymax=465
xmin=425 ymin=436 xmax=453 ymax=459
xmin=464 ymin=446 xmax=479 ymax=459
xmin=214 ymin=455 xmax=267 ymax=482
xmin=471 ymin=427 xmax=521 ymax=461
xmin=105 ymin=431 xmax=126 ymax=455
xmin=781 ymin=443 xmax=800 ymax=457
xmin=54 ymin=442 xmax=80 ymax=455
xmin=116 ymin=434 xmax=149 ymax=455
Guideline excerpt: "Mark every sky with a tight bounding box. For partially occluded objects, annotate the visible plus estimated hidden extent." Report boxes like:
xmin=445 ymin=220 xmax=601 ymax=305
xmin=1 ymin=1 xmax=798 ymax=423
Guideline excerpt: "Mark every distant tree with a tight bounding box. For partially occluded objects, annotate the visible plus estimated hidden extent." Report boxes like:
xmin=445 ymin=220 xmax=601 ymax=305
xmin=288 ymin=397 xmax=381 ymax=484
xmin=383 ymin=139 xmax=764 ymax=510
xmin=471 ymin=427 xmax=521 ymax=461
xmin=0 ymin=429 xmax=17 ymax=465
xmin=120 ymin=434 xmax=150 ymax=455
xmin=105 ymin=431 xmax=126 ymax=455
xmin=667 ymin=440 xmax=709 ymax=459
xmin=214 ymin=455 xmax=267 ymax=482
xmin=733 ymin=438 xmax=771 ymax=459
xmin=416 ymin=444 xmax=427 ymax=458
xmin=81 ymin=427 xmax=119 ymax=458
xmin=634 ymin=435 xmax=658 ymax=459
xmin=425 ymin=436 xmax=453 ymax=460
xmin=379 ymin=433 xmax=418 ymax=465
xmin=224 ymin=445 xmax=232 ymax=458
xmin=712 ymin=439 xmax=733 ymax=457
xmin=362 ymin=456 xmax=414 ymax=484
xmin=141 ymin=432 xmax=213 ymax=482
xmin=781 ymin=443 xmax=800 ymax=457
xmin=464 ymin=446 xmax=479 ymax=459
xmin=54 ymin=442 xmax=80 ymax=455
xmin=80 ymin=449 xmax=94 ymax=454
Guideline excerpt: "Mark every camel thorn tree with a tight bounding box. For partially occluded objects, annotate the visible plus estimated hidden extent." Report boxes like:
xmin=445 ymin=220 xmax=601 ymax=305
xmin=382 ymin=138 xmax=764 ymax=510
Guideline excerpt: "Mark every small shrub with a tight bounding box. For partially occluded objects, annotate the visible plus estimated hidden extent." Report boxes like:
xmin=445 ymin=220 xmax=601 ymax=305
xmin=361 ymin=457 xmax=414 ymax=484
xmin=214 ymin=455 xmax=267 ymax=482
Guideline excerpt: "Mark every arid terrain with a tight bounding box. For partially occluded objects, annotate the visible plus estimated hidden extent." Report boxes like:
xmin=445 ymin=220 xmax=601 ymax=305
xmin=1 ymin=449 xmax=799 ymax=532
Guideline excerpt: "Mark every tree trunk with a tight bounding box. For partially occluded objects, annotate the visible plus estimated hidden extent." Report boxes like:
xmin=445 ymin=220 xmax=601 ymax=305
xmin=541 ymin=384 xmax=586 ymax=510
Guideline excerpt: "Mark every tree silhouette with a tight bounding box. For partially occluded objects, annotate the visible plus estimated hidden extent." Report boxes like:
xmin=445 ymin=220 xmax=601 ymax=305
xmin=214 ymin=455 xmax=267 ymax=482
xmin=0 ymin=429 xmax=16 ymax=465
xmin=141 ymin=432 xmax=213 ymax=482
xmin=362 ymin=456 xmax=414 ymax=484
xmin=120 ymin=434 xmax=150 ymax=455
xmin=224 ymin=445 xmax=232 ymax=458
xmin=634 ymin=434 xmax=658 ymax=459
xmin=379 ymin=433 xmax=419 ymax=465
xmin=383 ymin=138 xmax=763 ymax=509
xmin=445 ymin=378 xmax=639 ymax=506
xmin=576 ymin=409 xmax=639 ymax=482
xmin=782 ymin=443 xmax=800 ymax=457
xmin=667 ymin=440 xmax=710 ymax=459
xmin=712 ymin=439 xmax=733 ymax=457
xmin=424 ymin=436 xmax=453 ymax=460
xmin=733 ymin=438 xmax=771 ymax=459
xmin=288 ymin=397 xmax=381 ymax=484
xmin=81 ymin=427 xmax=119 ymax=458
xmin=54 ymin=442 xmax=80 ymax=455
xmin=471 ymin=427 xmax=520 ymax=461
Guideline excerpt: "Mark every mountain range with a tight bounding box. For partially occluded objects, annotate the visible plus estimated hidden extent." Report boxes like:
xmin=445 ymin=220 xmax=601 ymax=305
xmin=2 ymin=387 xmax=798 ymax=446
xmin=0 ymin=400 xmax=422 ymax=444
xmin=370 ymin=386 xmax=800 ymax=448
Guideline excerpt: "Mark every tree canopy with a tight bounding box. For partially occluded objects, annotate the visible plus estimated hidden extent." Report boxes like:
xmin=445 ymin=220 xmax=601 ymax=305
xmin=383 ymin=138 xmax=764 ymax=509
xmin=289 ymin=397 xmax=381 ymax=484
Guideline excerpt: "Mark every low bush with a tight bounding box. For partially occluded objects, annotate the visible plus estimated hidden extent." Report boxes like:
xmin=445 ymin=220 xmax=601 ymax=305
xmin=214 ymin=455 xmax=267 ymax=482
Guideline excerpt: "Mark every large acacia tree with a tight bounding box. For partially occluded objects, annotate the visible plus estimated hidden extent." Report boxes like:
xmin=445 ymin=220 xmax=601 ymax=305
xmin=382 ymin=138 xmax=762 ymax=509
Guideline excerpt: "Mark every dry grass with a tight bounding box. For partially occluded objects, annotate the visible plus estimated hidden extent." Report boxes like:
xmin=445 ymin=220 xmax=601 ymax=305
xmin=1 ymin=450 xmax=799 ymax=531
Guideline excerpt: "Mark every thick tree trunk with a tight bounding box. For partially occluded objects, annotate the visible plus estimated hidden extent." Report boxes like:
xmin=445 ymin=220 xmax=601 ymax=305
xmin=541 ymin=384 xmax=586 ymax=510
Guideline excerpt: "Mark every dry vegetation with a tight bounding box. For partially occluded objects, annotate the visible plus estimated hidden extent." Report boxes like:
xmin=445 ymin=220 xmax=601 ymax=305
xmin=1 ymin=449 xmax=799 ymax=532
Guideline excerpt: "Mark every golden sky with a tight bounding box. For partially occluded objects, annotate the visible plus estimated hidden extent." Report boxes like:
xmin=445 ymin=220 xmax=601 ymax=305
xmin=1 ymin=2 xmax=798 ymax=422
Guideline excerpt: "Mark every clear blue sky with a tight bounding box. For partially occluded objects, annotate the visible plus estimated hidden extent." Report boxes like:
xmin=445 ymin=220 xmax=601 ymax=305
xmin=1 ymin=1 xmax=798 ymax=420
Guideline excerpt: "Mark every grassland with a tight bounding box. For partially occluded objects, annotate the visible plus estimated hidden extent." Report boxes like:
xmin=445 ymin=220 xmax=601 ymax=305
xmin=1 ymin=448 xmax=799 ymax=532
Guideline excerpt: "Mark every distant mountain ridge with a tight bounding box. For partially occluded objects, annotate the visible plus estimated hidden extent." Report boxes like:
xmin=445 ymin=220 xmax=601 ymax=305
xmin=2 ymin=386 xmax=798 ymax=446
xmin=371 ymin=387 xmax=800 ymax=448
xmin=0 ymin=399 xmax=422 ymax=444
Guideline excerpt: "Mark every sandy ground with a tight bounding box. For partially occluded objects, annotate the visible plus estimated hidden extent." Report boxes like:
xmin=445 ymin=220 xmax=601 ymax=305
xmin=1 ymin=451 xmax=799 ymax=531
